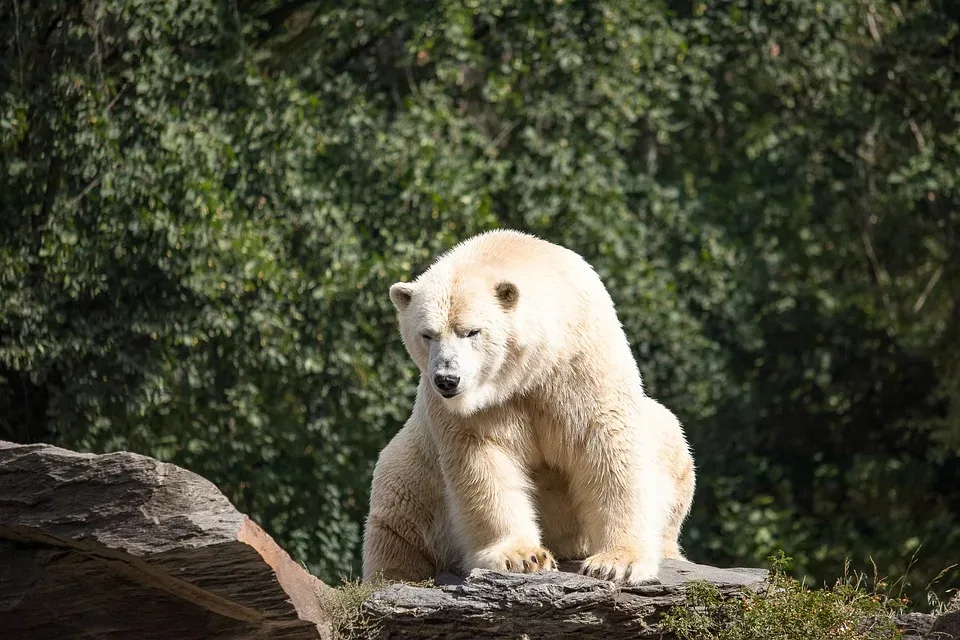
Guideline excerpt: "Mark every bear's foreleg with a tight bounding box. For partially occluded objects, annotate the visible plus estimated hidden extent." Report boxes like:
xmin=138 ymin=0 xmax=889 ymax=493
xmin=441 ymin=438 xmax=558 ymax=574
xmin=569 ymin=418 xmax=668 ymax=585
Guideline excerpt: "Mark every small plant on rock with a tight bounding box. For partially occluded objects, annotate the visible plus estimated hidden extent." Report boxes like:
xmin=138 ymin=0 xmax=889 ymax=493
xmin=661 ymin=552 xmax=908 ymax=640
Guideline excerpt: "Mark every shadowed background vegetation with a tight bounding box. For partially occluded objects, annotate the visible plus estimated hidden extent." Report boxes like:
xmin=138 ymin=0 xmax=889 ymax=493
xmin=2 ymin=0 xmax=959 ymax=607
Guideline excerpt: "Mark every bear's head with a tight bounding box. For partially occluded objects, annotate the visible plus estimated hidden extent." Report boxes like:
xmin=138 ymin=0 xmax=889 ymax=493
xmin=389 ymin=272 xmax=520 ymax=416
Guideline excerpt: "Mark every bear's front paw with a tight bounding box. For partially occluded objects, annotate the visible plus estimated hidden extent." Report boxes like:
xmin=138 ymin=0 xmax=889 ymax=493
xmin=579 ymin=549 xmax=660 ymax=585
xmin=470 ymin=540 xmax=559 ymax=574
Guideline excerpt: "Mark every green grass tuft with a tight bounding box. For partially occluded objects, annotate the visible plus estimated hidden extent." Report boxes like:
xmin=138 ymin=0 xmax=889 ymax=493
xmin=325 ymin=573 xmax=439 ymax=639
xmin=324 ymin=576 xmax=382 ymax=640
xmin=660 ymin=551 xmax=909 ymax=640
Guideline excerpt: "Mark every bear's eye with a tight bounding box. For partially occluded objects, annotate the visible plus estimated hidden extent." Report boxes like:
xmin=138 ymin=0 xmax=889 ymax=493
xmin=421 ymin=333 xmax=434 ymax=342
xmin=466 ymin=329 xmax=481 ymax=338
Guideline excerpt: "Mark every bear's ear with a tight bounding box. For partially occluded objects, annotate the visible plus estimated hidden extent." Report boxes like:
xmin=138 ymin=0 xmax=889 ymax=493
xmin=495 ymin=281 xmax=519 ymax=310
xmin=389 ymin=282 xmax=416 ymax=311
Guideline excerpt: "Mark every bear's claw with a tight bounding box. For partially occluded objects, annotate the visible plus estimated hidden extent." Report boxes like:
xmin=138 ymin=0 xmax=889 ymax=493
xmin=579 ymin=549 xmax=660 ymax=585
xmin=474 ymin=542 xmax=558 ymax=573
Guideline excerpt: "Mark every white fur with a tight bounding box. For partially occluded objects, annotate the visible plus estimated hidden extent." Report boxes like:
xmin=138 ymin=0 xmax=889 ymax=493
xmin=364 ymin=229 xmax=697 ymax=585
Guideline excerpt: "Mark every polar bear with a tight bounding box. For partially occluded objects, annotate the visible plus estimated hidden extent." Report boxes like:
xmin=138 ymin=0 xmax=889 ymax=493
xmin=362 ymin=229 xmax=696 ymax=585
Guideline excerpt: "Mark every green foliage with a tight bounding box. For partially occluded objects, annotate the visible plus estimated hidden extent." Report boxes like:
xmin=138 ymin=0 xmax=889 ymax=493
xmin=1 ymin=0 xmax=959 ymax=601
xmin=661 ymin=552 xmax=907 ymax=640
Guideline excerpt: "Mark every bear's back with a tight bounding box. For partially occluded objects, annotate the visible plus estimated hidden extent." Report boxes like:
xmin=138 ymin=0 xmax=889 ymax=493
xmin=436 ymin=229 xmax=587 ymax=280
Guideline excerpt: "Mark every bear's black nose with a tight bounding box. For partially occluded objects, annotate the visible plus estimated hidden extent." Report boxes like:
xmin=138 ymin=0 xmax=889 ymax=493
xmin=433 ymin=374 xmax=460 ymax=396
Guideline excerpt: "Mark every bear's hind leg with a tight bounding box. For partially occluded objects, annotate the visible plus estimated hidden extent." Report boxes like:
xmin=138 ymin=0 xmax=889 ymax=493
xmin=362 ymin=515 xmax=436 ymax=583
xmin=661 ymin=458 xmax=695 ymax=561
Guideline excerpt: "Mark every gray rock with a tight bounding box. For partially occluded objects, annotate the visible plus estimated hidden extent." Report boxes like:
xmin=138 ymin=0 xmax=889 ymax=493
xmin=0 ymin=440 xmax=333 ymax=640
xmin=894 ymin=612 xmax=938 ymax=639
xmin=362 ymin=558 xmax=769 ymax=639
xmin=929 ymin=610 xmax=960 ymax=639
xmin=888 ymin=609 xmax=960 ymax=640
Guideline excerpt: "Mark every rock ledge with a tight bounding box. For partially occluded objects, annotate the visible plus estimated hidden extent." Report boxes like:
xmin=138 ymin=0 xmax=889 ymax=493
xmin=362 ymin=559 xmax=767 ymax=639
xmin=7 ymin=439 xmax=953 ymax=640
